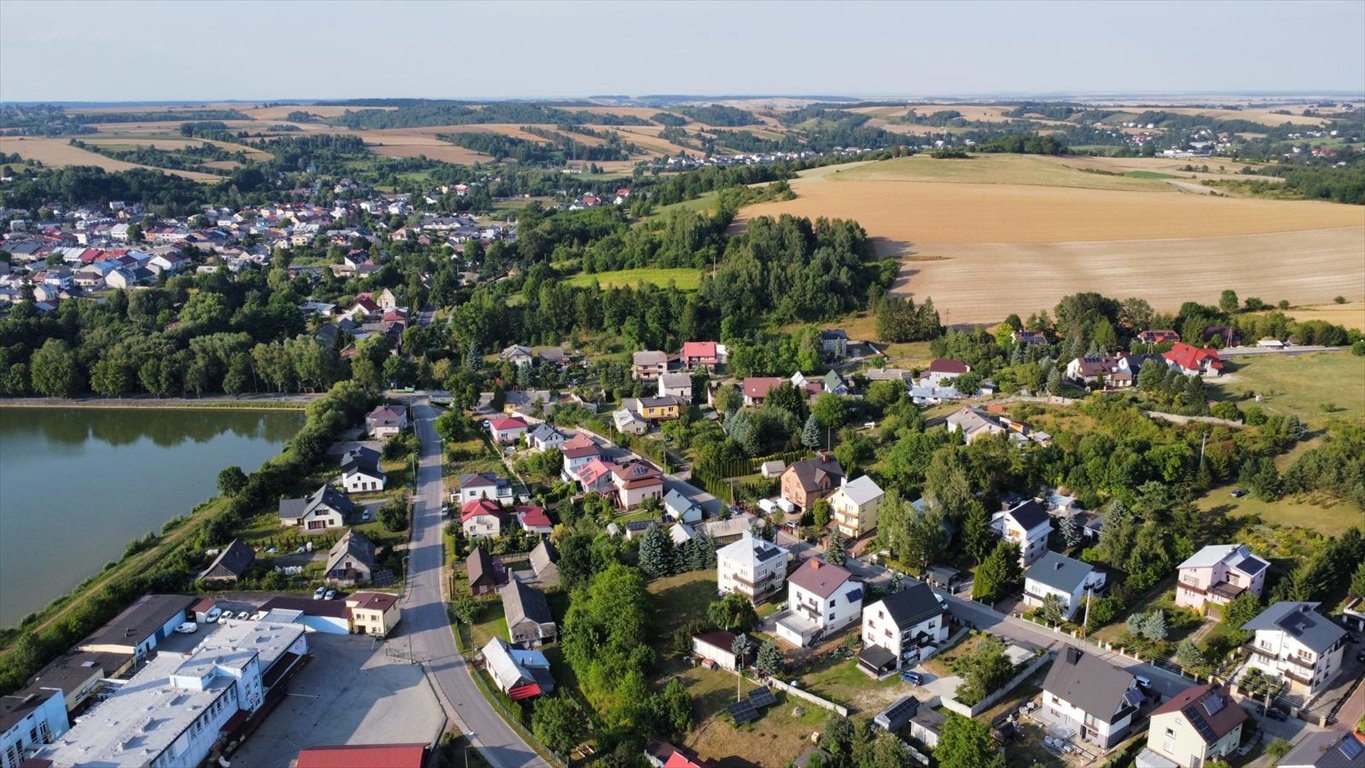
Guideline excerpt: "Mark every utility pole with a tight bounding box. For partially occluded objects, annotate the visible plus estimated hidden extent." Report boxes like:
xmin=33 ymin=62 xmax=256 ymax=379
xmin=1082 ymin=584 xmax=1093 ymax=636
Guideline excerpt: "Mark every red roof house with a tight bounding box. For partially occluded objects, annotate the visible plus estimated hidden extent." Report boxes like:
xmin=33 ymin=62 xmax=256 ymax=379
xmin=295 ymin=744 xmax=428 ymax=768
xmin=681 ymin=341 xmax=720 ymax=367
xmin=1163 ymin=342 xmax=1224 ymax=377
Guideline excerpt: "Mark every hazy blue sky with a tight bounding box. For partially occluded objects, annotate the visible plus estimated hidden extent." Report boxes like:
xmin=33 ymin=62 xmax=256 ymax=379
xmin=2 ymin=0 xmax=1362 ymax=102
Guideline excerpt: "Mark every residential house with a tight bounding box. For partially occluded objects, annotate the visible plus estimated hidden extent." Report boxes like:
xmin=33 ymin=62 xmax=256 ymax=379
xmin=1242 ymin=601 xmax=1346 ymax=697
xmin=467 ymin=547 xmax=500 ymax=596
xmin=324 ymin=530 xmax=379 ymax=587
xmin=529 ymin=539 xmax=560 ymax=587
xmin=537 ymin=346 xmax=567 ymax=368
xmin=1276 ymin=731 xmax=1365 ymax=768
xmin=923 ymin=358 xmax=970 ymax=386
xmin=910 ymin=384 xmax=964 ymax=405
xmin=365 ymin=405 xmax=407 ymax=439
xmin=775 ymin=559 xmax=863 ymax=647
xmin=613 ymin=408 xmax=650 ymax=436
xmin=663 ymin=489 xmax=704 ymax=524
xmin=462 ymin=499 xmax=508 ymax=539
xmin=760 ymin=460 xmax=786 ymax=479
xmin=742 ymin=377 xmax=785 ymax=407
xmin=1 ymin=687 xmax=68 ymax=768
xmin=670 ymin=522 xmax=697 ymax=546
xmin=499 ymin=345 xmax=534 ymax=368
xmin=1163 ymin=342 xmax=1224 ymax=377
xmin=632 ymin=350 xmax=668 ymax=381
xmin=780 ymin=452 xmax=845 ymax=512
xmin=1136 ymin=329 xmax=1180 ymax=345
xmin=637 ymin=396 xmax=684 ymax=421
xmin=819 ymin=329 xmax=849 ymax=360
xmin=1064 ymin=354 xmax=1144 ymax=388
xmin=690 ymin=631 xmax=755 ymax=672
xmin=1140 ymin=684 xmax=1246 ymax=768
xmin=278 ymin=485 xmax=359 ymax=532
xmin=488 ymin=416 xmax=529 ymax=445
xmin=503 ymin=389 xmax=554 ymax=418
xmin=716 ymin=531 xmax=789 ymax=601
xmin=829 ymin=475 xmax=885 ymax=540
xmin=1175 ymin=544 xmax=1269 ymax=615
xmin=560 ymin=433 xmax=601 ymax=482
xmin=346 ymin=592 xmax=400 ymax=637
xmin=610 ymin=460 xmax=665 ymax=510
xmin=1023 ymin=552 xmax=1106 ymax=621
xmin=527 ymin=423 xmax=567 ymax=452
xmin=858 ymin=583 xmax=948 ymax=676
xmin=1012 ymin=329 xmax=1048 ymax=346
xmin=197 ymin=539 xmax=255 ymax=584
xmin=1041 ymin=646 xmax=1142 ymax=749
xmin=457 ymin=472 xmax=519 ymax=505
xmin=501 ymin=579 xmax=557 ymax=647
xmin=658 ymin=372 xmax=693 ymax=401
xmin=481 ymin=637 xmax=555 ymax=701
xmin=575 ymin=458 xmax=618 ymax=496
xmin=946 ymin=406 xmax=1006 ymax=444
xmin=680 ymin=341 xmax=725 ymax=370
xmin=990 ymin=499 xmax=1052 ymax=567
xmin=339 ymin=445 xmax=386 ymax=493
xmin=822 ymin=369 xmax=851 ymax=396
xmin=516 ymin=505 xmax=553 ymax=537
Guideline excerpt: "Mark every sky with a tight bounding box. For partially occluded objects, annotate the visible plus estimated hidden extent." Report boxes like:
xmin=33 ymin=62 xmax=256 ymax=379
xmin=2 ymin=0 xmax=1362 ymax=103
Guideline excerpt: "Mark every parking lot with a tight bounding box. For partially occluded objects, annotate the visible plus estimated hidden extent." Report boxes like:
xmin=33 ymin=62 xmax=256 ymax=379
xmin=230 ymin=632 xmax=445 ymax=767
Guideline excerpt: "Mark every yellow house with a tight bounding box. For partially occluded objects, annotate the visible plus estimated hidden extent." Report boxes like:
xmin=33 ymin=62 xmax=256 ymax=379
xmin=637 ymin=396 xmax=683 ymax=421
xmin=346 ymin=592 xmax=401 ymax=636
xmin=829 ymin=475 xmax=885 ymax=539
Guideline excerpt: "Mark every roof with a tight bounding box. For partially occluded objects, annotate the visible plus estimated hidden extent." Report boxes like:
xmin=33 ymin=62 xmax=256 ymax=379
xmin=348 ymin=592 xmax=399 ymax=613
xmin=561 ymin=433 xmax=600 ymax=458
xmin=460 ymin=471 xmax=503 ymax=489
xmin=198 ymin=538 xmax=256 ymax=581
xmin=339 ymin=445 xmax=382 ymax=474
xmin=462 ymin=498 xmax=504 ymax=522
xmin=489 ymin=416 xmax=528 ymax=431
xmin=367 ymin=405 xmax=405 ymax=425
xmin=659 ymin=372 xmax=692 ymax=387
xmin=873 ymin=583 xmax=944 ymax=629
xmin=820 ymin=329 xmax=848 ymax=340
xmin=467 ymin=547 xmax=496 ymax=586
xmin=1242 ymin=602 xmax=1345 ymax=653
xmin=663 ymin=488 xmax=699 ymax=514
xmin=279 ymin=485 xmax=358 ymax=520
xmin=1043 ymin=646 xmax=1137 ymax=722
xmin=527 ymin=422 xmax=564 ymax=442
xmin=1150 ymin=684 xmax=1246 ymax=744
xmin=717 ymin=532 xmax=787 ymax=568
xmin=1177 ymin=544 xmax=1270 ymax=576
xmin=529 ymin=539 xmax=559 ymax=575
xmin=788 ymin=559 xmax=854 ymax=599
xmin=682 ymin=341 xmax=718 ymax=359
xmin=503 ymin=579 xmax=554 ymax=627
xmin=516 ymin=505 xmax=552 ymax=528
xmin=25 ymin=651 xmax=129 ymax=699
xmin=1025 ymin=551 xmax=1097 ymax=594
xmin=928 ymin=358 xmax=969 ymax=374
xmin=79 ymin=594 xmax=195 ymax=650
xmin=481 ymin=637 xmax=553 ymax=696
xmin=326 ymin=530 xmax=377 ymax=575
xmin=640 ymin=395 xmax=683 ymax=409
xmin=257 ymin=595 xmax=349 ymax=619
xmin=633 ymin=350 xmax=667 ymax=366
xmin=1003 ymin=499 xmax=1051 ymax=531
xmin=785 ymin=453 xmax=844 ymax=493
xmin=835 ymin=475 xmax=884 ymax=507
xmin=1277 ymin=731 xmax=1365 ymax=768
xmin=1 ymin=687 xmax=62 ymax=733
xmin=296 ymin=744 xmax=428 ymax=768
xmin=1163 ymin=342 xmax=1224 ymax=372
xmin=743 ymin=377 xmax=785 ymax=399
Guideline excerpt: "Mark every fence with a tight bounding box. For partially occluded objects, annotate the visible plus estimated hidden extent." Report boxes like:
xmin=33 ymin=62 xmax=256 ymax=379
xmin=767 ymin=677 xmax=849 ymax=716
xmin=941 ymin=649 xmax=1054 ymax=718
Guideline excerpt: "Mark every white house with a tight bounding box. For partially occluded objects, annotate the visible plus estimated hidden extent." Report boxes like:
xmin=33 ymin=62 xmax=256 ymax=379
xmin=991 ymin=499 xmax=1052 ymax=567
xmin=632 ymin=350 xmax=668 ymax=381
xmin=1140 ymin=684 xmax=1246 ymax=768
xmin=922 ymin=358 xmax=970 ymax=386
xmin=1174 ymin=544 xmax=1269 ymax=615
xmin=612 ymin=408 xmax=649 ymax=436
xmin=338 ymin=446 xmax=386 ymax=493
xmin=559 ymin=433 xmax=600 ymax=482
xmin=716 ymin=531 xmax=789 ymax=602
xmin=858 ymin=583 xmax=948 ymax=677
xmin=365 ymin=405 xmax=407 ymax=439
xmin=457 ymin=472 xmax=519 ymax=505
xmin=609 ymin=461 xmax=664 ymax=510
xmin=526 ymin=423 xmax=567 ymax=452
xmin=1023 ymin=551 xmax=1106 ymax=621
xmin=278 ymin=485 xmax=358 ymax=531
xmin=1 ymin=687 xmax=68 ymax=768
xmin=829 ymin=475 xmax=884 ymax=540
xmin=488 ymin=416 xmax=528 ymax=445
xmin=1277 ymin=731 xmax=1365 ymax=768
xmin=658 ymin=372 xmax=693 ymax=401
xmin=461 ymin=499 xmax=508 ymax=539
xmin=691 ymin=631 xmax=754 ymax=672
xmin=1041 ymin=646 xmax=1142 ymax=750
xmin=1241 ymin=601 xmax=1346 ymax=697
xmin=775 ymin=559 xmax=863 ymax=648
xmin=663 ymin=489 xmax=704 ymax=524
xmin=481 ymin=637 xmax=555 ymax=701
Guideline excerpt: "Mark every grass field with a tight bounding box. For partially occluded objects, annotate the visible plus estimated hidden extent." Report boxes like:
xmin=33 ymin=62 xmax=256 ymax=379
xmin=741 ymin=153 xmax=1365 ymax=324
xmin=1283 ymin=300 xmax=1365 ymax=331
xmin=565 ymin=268 xmax=702 ymax=291
xmin=1210 ymin=352 xmax=1365 ymax=428
xmin=1197 ymin=487 xmax=1361 ymax=538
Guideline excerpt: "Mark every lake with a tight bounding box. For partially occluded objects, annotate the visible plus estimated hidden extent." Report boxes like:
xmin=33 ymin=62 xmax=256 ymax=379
xmin=0 ymin=407 xmax=304 ymax=628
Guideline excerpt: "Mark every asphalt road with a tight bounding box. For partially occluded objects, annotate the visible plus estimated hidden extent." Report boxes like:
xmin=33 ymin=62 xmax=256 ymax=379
xmin=400 ymin=400 xmax=550 ymax=768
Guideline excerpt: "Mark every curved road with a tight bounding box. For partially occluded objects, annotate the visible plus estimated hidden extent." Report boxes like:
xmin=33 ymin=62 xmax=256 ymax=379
xmin=400 ymin=400 xmax=550 ymax=768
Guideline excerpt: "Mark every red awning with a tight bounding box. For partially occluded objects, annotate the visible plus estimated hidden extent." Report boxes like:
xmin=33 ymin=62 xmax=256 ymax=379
xmin=507 ymin=683 xmax=542 ymax=701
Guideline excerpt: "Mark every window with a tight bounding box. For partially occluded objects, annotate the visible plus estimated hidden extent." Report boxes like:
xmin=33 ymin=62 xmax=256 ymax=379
xmin=828 ymin=599 xmax=835 ymax=607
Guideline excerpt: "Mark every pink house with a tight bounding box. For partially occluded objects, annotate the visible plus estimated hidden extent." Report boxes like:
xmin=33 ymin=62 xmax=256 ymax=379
xmin=610 ymin=460 xmax=664 ymax=510
xmin=1175 ymin=544 xmax=1269 ymax=615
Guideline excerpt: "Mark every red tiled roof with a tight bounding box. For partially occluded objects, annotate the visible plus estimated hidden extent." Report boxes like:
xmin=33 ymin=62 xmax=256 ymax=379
xmin=349 ymin=592 xmax=398 ymax=612
xmin=664 ymin=749 xmax=714 ymax=768
xmin=489 ymin=417 xmax=528 ymax=431
xmin=743 ymin=377 xmax=784 ymax=398
xmin=787 ymin=559 xmax=853 ymax=598
xmin=461 ymin=498 xmax=503 ymax=522
xmin=1163 ymin=342 xmax=1223 ymax=372
xmin=296 ymin=744 xmax=428 ymax=768
xmin=682 ymin=341 xmax=717 ymax=360
xmin=516 ymin=505 xmax=552 ymax=528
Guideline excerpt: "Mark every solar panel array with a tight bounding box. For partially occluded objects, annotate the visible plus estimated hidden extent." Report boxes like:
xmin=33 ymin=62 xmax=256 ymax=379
xmin=748 ymin=687 xmax=777 ymax=708
xmin=729 ymin=700 xmax=759 ymax=724
xmin=1183 ymin=706 xmax=1217 ymax=743
xmin=881 ymin=696 xmax=919 ymax=723
xmin=1340 ymin=737 xmax=1364 ymax=760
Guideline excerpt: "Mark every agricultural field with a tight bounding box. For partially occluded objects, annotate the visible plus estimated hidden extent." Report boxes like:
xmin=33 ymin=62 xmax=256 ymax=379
xmin=564 ymin=268 xmax=702 ymax=291
xmin=0 ymin=136 xmax=222 ymax=181
xmin=1283 ymin=300 xmax=1365 ymax=331
xmin=740 ymin=154 xmax=1365 ymax=324
xmin=1209 ymin=352 xmax=1365 ymax=428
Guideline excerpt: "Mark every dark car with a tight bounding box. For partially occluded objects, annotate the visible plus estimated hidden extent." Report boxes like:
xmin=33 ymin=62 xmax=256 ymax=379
xmin=1230 ymin=488 xmax=1247 ymax=498
xmin=900 ymin=671 xmax=923 ymax=685
xmin=1264 ymin=707 xmax=1288 ymax=722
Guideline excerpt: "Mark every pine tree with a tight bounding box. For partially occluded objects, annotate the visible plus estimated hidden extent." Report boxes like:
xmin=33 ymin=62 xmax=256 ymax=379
xmin=1057 ymin=514 xmax=1084 ymax=549
xmin=962 ymin=502 xmax=994 ymax=564
xmin=756 ymin=641 xmax=783 ymax=678
xmin=637 ymin=524 xmax=675 ymax=578
xmin=826 ymin=534 xmax=847 ymax=566
xmin=801 ymin=413 xmax=823 ymax=448
xmin=1046 ymin=367 xmax=1062 ymax=395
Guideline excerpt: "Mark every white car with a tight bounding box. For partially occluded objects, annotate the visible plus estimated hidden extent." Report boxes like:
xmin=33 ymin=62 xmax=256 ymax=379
xmin=313 ymin=587 xmax=327 ymax=600
xmin=174 ymin=622 xmax=198 ymax=634
xmin=204 ymin=607 xmax=222 ymax=623
xmin=324 ymin=589 xmax=338 ymax=601
xmin=236 ymin=610 xmax=252 ymax=620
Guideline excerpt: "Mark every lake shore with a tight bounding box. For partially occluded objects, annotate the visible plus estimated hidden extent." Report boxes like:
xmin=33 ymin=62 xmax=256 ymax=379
xmin=0 ymin=394 xmax=318 ymax=411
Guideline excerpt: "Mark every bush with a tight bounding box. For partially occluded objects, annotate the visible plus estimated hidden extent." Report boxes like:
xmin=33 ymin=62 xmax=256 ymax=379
xmin=378 ymin=499 xmax=410 ymax=532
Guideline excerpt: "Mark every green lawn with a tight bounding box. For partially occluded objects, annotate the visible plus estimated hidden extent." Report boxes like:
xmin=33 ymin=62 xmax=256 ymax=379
xmin=800 ymin=655 xmax=902 ymax=714
xmin=1123 ymin=170 xmax=1179 ymax=179
xmin=564 ymin=268 xmax=702 ymax=291
xmin=648 ymin=570 xmax=717 ymax=638
xmin=1196 ymin=485 xmax=1361 ymax=537
xmin=647 ymin=190 xmax=722 ymax=219
xmin=1210 ymin=352 xmax=1365 ymax=429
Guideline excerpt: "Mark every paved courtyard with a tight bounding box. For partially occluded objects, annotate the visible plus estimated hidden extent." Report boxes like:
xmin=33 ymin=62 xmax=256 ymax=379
xmin=230 ymin=632 xmax=445 ymax=767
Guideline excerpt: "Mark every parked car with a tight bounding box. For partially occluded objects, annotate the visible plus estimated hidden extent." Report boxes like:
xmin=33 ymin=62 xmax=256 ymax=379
xmin=324 ymin=589 xmax=338 ymax=600
xmin=1134 ymin=675 xmax=1152 ymax=690
xmin=1230 ymin=488 xmax=1247 ymax=498
xmin=313 ymin=586 xmax=327 ymax=600
xmin=900 ymin=671 xmax=923 ymax=685
xmin=237 ymin=610 xmax=252 ymax=620
xmin=1264 ymin=707 xmax=1288 ymax=722
xmin=204 ymin=607 xmax=222 ymax=623
xmin=174 ymin=622 xmax=198 ymax=634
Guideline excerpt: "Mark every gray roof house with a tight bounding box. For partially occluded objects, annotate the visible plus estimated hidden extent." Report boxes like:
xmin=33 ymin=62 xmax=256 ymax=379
xmin=1042 ymin=646 xmax=1142 ymax=749
xmin=527 ymin=423 xmax=567 ymax=451
xmin=529 ymin=539 xmax=559 ymax=587
xmin=1024 ymin=551 xmax=1106 ymax=620
xmin=325 ymin=530 xmax=379 ymax=587
xmin=197 ymin=539 xmax=255 ymax=583
xmin=663 ymin=489 xmax=704 ymax=524
xmin=1241 ymin=602 xmax=1346 ymax=653
xmin=1277 ymin=731 xmax=1365 ymax=768
xmin=501 ymin=578 xmax=557 ymax=647
xmin=278 ymin=485 xmax=359 ymax=531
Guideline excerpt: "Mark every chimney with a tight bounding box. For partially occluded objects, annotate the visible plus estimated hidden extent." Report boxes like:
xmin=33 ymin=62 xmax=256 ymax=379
xmin=811 ymin=560 xmax=821 ymax=569
xmin=1055 ymin=561 xmax=1064 ymax=570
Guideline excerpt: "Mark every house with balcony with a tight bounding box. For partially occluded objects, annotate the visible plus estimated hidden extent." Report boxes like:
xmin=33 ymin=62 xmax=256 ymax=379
xmin=680 ymin=341 xmax=726 ymax=370
xmin=1041 ymin=646 xmax=1142 ymax=750
xmin=991 ymin=499 xmax=1052 ymax=567
xmin=560 ymin=433 xmax=601 ymax=482
xmin=609 ymin=460 xmax=665 ymax=510
xmin=1139 ymin=684 xmax=1246 ymax=768
xmin=775 ymin=559 xmax=863 ymax=648
xmin=857 ymin=583 xmax=948 ymax=677
xmin=457 ymin=472 xmax=522 ymax=505
xmin=1175 ymin=544 xmax=1269 ymax=616
xmin=632 ymin=350 xmax=668 ymax=381
xmin=1023 ymin=551 xmax=1107 ymax=621
xmin=1241 ymin=601 xmax=1346 ymax=698
xmin=829 ymin=475 xmax=884 ymax=540
xmin=716 ymin=532 xmax=789 ymax=602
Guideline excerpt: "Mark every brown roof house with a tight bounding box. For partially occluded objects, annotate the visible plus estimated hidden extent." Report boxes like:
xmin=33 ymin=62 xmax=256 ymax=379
xmin=467 ymin=547 xmax=501 ymax=597
xmin=780 ymin=452 xmax=844 ymax=512
xmin=325 ymin=530 xmax=379 ymax=587
xmin=197 ymin=538 xmax=256 ymax=584
xmin=1139 ymin=684 xmax=1246 ymax=768
xmin=501 ymin=578 xmax=557 ymax=647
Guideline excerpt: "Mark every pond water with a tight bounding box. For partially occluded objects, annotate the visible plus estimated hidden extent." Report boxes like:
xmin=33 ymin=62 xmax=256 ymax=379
xmin=0 ymin=406 xmax=303 ymax=627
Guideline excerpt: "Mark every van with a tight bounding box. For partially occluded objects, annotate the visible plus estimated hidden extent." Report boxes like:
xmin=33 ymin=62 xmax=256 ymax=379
xmin=1134 ymin=675 xmax=1152 ymax=690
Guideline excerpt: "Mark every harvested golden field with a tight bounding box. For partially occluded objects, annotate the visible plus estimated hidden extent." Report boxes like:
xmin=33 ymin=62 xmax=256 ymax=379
xmin=1135 ymin=106 xmax=1328 ymax=127
xmin=0 ymin=136 xmax=220 ymax=181
xmin=81 ymin=136 xmax=274 ymax=160
xmin=740 ymin=154 xmax=1365 ymax=324
xmin=90 ymin=120 xmax=261 ymax=134
xmin=242 ymin=104 xmax=396 ymax=121
xmin=1283 ymin=301 xmax=1365 ymax=331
